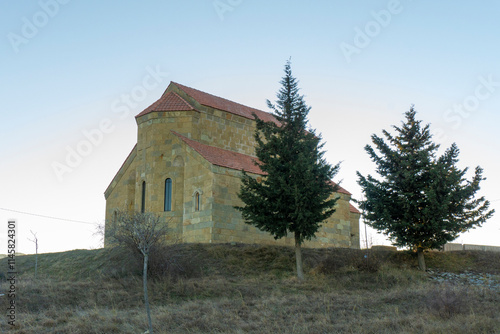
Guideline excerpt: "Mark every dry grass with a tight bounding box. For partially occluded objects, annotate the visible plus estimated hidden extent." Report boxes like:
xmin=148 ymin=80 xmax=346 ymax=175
xmin=0 ymin=244 xmax=499 ymax=333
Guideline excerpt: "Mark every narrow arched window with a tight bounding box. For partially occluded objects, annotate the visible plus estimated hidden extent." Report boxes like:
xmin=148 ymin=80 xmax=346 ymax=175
xmin=195 ymin=192 xmax=201 ymax=211
xmin=164 ymin=178 xmax=172 ymax=211
xmin=141 ymin=181 xmax=146 ymax=213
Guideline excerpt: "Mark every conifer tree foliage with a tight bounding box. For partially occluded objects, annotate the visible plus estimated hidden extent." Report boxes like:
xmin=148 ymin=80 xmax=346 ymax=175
xmin=236 ymin=60 xmax=340 ymax=280
xmin=357 ymin=107 xmax=494 ymax=271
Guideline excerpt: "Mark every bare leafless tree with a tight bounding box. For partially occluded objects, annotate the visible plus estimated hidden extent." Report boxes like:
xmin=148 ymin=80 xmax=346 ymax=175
xmin=28 ymin=230 xmax=39 ymax=278
xmin=92 ymin=222 xmax=105 ymax=249
xmin=106 ymin=211 xmax=168 ymax=334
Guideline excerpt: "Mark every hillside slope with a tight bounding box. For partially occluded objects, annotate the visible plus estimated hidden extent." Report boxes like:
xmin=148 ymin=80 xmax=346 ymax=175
xmin=0 ymin=244 xmax=498 ymax=333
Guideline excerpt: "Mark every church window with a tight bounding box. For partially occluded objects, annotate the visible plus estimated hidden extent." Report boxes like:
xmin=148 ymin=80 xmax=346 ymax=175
xmin=195 ymin=192 xmax=201 ymax=211
xmin=141 ymin=181 xmax=146 ymax=213
xmin=164 ymin=178 xmax=172 ymax=211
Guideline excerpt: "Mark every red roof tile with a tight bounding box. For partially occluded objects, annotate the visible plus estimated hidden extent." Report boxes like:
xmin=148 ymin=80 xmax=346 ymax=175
xmin=172 ymin=131 xmax=264 ymax=175
xmin=349 ymin=203 xmax=361 ymax=214
xmin=136 ymin=91 xmax=194 ymax=118
xmin=173 ymin=82 xmax=279 ymax=124
xmin=328 ymin=180 xmax=351 ymax=195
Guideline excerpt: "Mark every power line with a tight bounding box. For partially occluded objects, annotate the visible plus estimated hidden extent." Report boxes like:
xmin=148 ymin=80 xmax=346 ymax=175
xmin=0 ymin=207 xmax=96 ymax=226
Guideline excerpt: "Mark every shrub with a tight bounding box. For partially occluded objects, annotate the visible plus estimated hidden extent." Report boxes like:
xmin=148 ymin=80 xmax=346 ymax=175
xmin=314 ymin=249 xmax=382 ymax=274
xmin=427 ymin=285 xmax=469 ymax=318
xmin=147 ymin=244 xmax=204 ymax=280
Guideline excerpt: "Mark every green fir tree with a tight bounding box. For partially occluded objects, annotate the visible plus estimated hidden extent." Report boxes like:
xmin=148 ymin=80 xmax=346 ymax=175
xmin=236 ymin=60 xmax=340 ymax=280
xmin=357 ymin=107 xmax=494 ymax=270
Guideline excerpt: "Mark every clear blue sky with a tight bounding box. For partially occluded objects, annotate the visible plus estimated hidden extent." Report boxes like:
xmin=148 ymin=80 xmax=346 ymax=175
xmin=1 ymin=0 xmax=499 ymax=253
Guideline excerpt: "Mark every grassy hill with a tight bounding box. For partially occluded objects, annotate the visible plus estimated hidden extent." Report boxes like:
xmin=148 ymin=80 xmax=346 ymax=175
xmin=0 ymin=244 xmax=499 ymax=333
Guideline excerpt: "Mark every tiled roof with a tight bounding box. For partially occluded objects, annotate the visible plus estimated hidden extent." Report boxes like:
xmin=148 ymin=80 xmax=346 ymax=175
xmin=172 ymin=132 xmax=357 ymax=207
xmin=328 ymin=180 xmax=351 ymax=195
xmin=172 ymin=131 xmax=264 ymax=175
xmin=349 ymin=203 xmax=361 ymax=214
xmin=336 ymin=184 xmax=351 ymax=195
xmin=173 ymin=82 xmax=279 ymax=124
xmin=136 ymin=91 xmax=194 ymax=118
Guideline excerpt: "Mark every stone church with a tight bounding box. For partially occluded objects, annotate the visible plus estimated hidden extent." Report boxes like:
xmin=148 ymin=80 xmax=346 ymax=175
xmin=104 ymin=82 xmax=360 ymax=248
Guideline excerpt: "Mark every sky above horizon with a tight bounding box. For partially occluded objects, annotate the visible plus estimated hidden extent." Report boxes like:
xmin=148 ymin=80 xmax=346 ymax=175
xmin=1 ymin=0 xmax=499 ymax=254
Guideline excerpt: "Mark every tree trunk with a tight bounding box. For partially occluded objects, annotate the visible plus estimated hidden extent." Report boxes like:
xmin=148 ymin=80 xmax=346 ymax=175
xmin=143 ymin=254 xmax=153 ymax=334
xmin=35 ymin=238 xmax=38 ymax=278
xmin=294 ymin=232 xmax=305 ymax=281
xmin=417 ymin=247 xmax=426 ymax=271
xmin=34 ymin=252 xmax=38 ymax=279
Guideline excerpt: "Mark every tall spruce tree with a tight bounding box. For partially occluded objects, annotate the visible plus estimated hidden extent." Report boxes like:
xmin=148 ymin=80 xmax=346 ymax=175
xmin=236 ymin=60 xmax=340 ymax=280
xmin=357 ymin=107 xmax=494 ymax=270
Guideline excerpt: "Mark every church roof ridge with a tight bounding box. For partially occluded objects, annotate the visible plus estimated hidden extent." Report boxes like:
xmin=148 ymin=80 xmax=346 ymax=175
xmin=172 ymin=82 xmax=279 ymax=123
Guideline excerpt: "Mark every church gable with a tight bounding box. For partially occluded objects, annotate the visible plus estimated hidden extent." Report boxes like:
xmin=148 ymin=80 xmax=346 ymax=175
xmin=104 ymin=144 xmax=137 ymax=199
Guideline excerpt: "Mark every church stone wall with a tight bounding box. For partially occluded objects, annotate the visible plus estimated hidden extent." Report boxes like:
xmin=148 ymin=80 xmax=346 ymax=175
xmin=210 ymin=166 xmax=359 ymax=248
xmin=180 ymin=141 xmax=215 ymax=243
xmin=198 ymin=109 xmax=258 ymax=156
xmin=104 ymin=148 xmax=138 ymax=241
xmin=349 ymin=212 xmax=361 ymax=249
xmin=210 ymin=167 xmax=277 ymax=245
xmin=133 ymin=113 xmax=198 ymax=236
